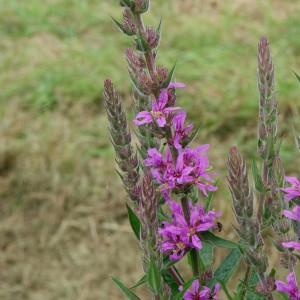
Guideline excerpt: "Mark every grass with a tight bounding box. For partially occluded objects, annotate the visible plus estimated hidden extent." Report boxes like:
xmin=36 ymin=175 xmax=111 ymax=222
xmin=1 ymin=0 xmax=300 ymax=299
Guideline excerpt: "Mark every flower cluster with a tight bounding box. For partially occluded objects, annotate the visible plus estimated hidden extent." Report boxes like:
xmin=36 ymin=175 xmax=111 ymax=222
xmin=144 ymin=145 xmax=217 ymax=201
xmin=180 ymin=279 xmax=221 ymax=300
xmin=158 ymin=200 xmax=222 ymax=260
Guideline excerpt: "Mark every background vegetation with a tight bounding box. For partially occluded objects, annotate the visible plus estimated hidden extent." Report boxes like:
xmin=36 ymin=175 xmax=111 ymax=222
xmin=0 ymin=0 xmax=299 ymax=299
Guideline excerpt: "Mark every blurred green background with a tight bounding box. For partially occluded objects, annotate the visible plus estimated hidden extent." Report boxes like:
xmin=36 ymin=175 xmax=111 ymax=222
xmin=0 ymin=0 xmax=300 ymax=299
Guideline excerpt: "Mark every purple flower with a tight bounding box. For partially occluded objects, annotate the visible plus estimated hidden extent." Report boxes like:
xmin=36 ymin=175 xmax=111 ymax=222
xmin=159 ymin=200 xmax=222 ymax=259
xmin=179 ymin=279 xmax=221 ymax=300
xmin=180 ymin=146 xmax=218 ymax=196
xmin=172 ymin=111 xmax=194 ymax=149
xmin=165 ymin=151 xmax=195 ymax=185
xmin=144 ymin=144 xmax=217 ymax=201
xmin=281 ymin=177 xmax=300 ymax=201
xmin=283 ymin=205 xmax=300 ymax=221
xmin=282 ymin=241 xmax=300 ymax=255
xmin=158 ymin=224 xmax=190 ymax=260
xmin=276 ymin=272 xmax=300 ymax=299
xmin=133 ymin=82 xmax=185 ymax=127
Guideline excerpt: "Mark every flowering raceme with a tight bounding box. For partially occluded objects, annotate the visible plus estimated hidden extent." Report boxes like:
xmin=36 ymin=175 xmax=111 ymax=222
xmin=105 ymin=2 xmax=300 ymax=297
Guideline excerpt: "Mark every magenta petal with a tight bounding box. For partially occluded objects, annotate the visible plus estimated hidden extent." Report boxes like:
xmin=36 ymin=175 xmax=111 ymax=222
xmin=157 ymin=116 xmax=166 ymax=127
xmin=191 ymin=279 xmax=200 ymax=294
xmin=282 ymin=241 xmax=300 ymax=250
xmin=191 ymin=234 xmax=202 ymax=249
xmin=168 ymin=82 xmax=186 ymax=89
xmin=158 ymin=90 xmax=168 ymax=107
xmin=285 ymin=176 xmax=300 ymax=186
xmin=134 ymin=111 xmax=152 ymax=125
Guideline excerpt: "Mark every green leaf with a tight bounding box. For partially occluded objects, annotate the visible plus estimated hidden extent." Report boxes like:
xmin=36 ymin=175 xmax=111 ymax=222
xmin=189 ymin=185 xmax=199 ymax=204
xmin=292 ymin=125 xmax=300 ymax=150
xmin=199 ymin=231 xmax=240 ymax=249
xmin=291 ymin=219 xmax=300 ymax=238
xmin=243 ymin=271 xmax=263 ymax=299
xmin=275 ymin=133 xmax=285 ymax=157
xmin=119 ymin=0 xmax=134 ymax=9
xmin=136 ymin=29 xmax=151 ymax=52
xmin=158 ymin=211 xmax=170 ymax=223
xmin=115 ymin=168 xmax=124 ymax=181
xmin=207 ymin=248 xmax=242 ymax=288
xmin=182 ymin=121 xmax=202 ymax=148
xmin=171 ymin=277 xmax=196 ymax=300
xmin=199 ymin=241 xmax=213 ymax=268
xmin=147 ymin=258 xmax=162 ymax=294
xmin=110 ymin=15 xmax=135 ymax=36
xmin=215 ymin=278 xmax=234 ymax=300
xmin=160 ymin=62 xmax=177 ymax=89
xmin=126 ymin=204 xmax=140 ymax=240
xmin=292 ymin=70 xmax=300 ymax=83
xmin=204 ymin=178 xmax=219 ymax=212
xmin=130 ymin=275 xmax=146 ymax=289
xmin=111 ymin=277 xmax=141 ymax=300
xmin=277 ymin=291 xmax=290 ymax=300
xmin=252 ymin=157 xmax=264 ymax=193
xmin=156 ymin=17 xmax=163 ymax=46
xmin=128 ymin=69 xmax=146 ymax=95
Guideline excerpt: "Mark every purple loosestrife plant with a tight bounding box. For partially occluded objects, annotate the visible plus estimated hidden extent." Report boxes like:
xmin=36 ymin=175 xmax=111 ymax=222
xmin=104 ymin=1 xmax=300 ymax=299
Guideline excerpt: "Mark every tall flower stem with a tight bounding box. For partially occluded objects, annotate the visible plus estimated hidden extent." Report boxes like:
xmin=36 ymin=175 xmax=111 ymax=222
xmin=180 ymin=196 xmax=202 ymax=285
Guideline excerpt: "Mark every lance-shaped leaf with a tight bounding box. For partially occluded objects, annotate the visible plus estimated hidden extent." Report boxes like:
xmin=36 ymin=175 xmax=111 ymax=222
xmin=199 ymin=241 xmax=213 ymax=268
xmin=204 ymin=178 xmax=219 ymax=213
xmin=207 ymin=248 xmax=242 ymax=289
xmin=126 ymin=204 xmax=140 ymax=240
xmin=293 ymin=70 xmax=300 ymax=83
xmin=155 ymin=17 xmax=163 ymax=47
xmin=198 ymin=231 xmax=241 ymax=249
xmin=130 ymin=275 xmax=146 ymax=289
xmin=111 ymin=277 xmax=141 ymax=300
xmin=252 ymin=157 xmax=264 ymax=193
xmin=119 ymin=0 xmax=134 ymax=9
xmin=182 ymin=121 xmax=202 ymax=149
xmin=292 ymin=125 xmax=300 ymax=150
xmin=147 ymin=258 xmax=162 ymax=294
xmin=216 ymin=279 xmax=234 ymax=300
xmin=160 ymin=62 xmax=177 ymax=89
xmin=111 ymin=15 xmax=136 ymax=36
xmin=136 ymin=29 xmax=152 ymax=52
xmin=128 ymin=67 xmax=147 ymax=95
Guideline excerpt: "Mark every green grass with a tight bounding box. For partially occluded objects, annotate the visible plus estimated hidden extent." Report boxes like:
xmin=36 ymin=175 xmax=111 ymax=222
xmin=1 ymin=0 xmax=300 ymax=299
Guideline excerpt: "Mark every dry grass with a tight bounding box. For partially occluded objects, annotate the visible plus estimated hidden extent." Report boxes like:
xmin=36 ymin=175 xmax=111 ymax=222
xmin=0 ymin=0 xmax=300 ymax=299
